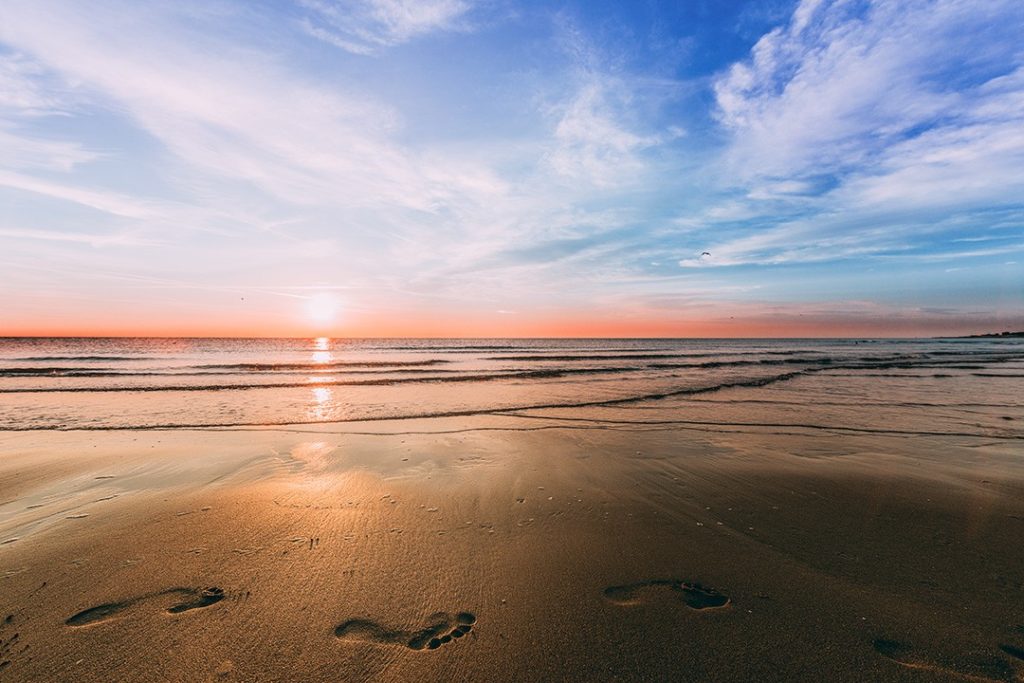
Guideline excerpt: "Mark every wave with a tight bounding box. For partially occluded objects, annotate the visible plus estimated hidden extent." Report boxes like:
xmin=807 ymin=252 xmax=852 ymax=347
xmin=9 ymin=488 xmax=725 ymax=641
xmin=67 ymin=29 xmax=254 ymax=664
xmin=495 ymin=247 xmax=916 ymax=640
xmin=0 ymin=367 xmax=464 ymax=378
xmin=193 ymin=360 xmax=450 ymax=370
xmin=0 ymin=359 xmax=452 ymax=377
xmin=0 ymin=356 xmax=824 ymax=377
xmin=486 ymin=350 xmax=825 ymax=361
xmin=4 ymin=357 xmax=1023 ymax=432
xmin=13 ymin=356 xmax=154 ymax=361
xmin=4 ymin=350 xmax=1021 ymax=391
xmin=10 ymin=366 xmax=1021 ymax=436
xmin=375 ymin=344 xmax=570 ymax=351
xmin=0 ymin=366 xmax=661 ymax=393
xmin=0 ymin=369 xmax=817 ymax=430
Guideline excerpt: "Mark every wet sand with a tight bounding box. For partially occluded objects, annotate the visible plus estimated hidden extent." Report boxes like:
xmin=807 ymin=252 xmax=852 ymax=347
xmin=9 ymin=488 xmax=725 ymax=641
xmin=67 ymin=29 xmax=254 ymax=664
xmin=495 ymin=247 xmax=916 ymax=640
xmin=2 ymin=389 xmax=1023 ymax=681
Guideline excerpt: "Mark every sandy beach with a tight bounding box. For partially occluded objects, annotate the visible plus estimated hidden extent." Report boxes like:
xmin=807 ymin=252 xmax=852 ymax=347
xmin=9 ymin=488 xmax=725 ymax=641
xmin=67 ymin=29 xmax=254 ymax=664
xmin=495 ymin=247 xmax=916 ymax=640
xmin=2 ymin=373 xmax=1023 ymax=682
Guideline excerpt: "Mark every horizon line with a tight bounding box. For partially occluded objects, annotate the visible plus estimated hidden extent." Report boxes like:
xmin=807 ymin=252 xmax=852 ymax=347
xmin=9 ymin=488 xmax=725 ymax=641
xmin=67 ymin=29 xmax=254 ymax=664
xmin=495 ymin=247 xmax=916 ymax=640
xmin=1 ymin=333 xmax=1018 ymax=341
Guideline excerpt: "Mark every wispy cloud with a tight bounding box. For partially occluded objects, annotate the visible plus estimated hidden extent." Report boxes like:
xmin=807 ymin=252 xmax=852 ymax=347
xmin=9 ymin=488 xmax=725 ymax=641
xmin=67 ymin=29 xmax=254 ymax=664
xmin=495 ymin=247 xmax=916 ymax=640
xmin=713 ymin=0 xmax=1021 ymax=181
xmin=298 ymin=0 xmax=475 ymax=55
xmin=0 ymin=0 xmax=1020 ymax=334
xmin=0 ymin=0 xmax=517 ymax=241
xmin=0 ymin=126 xmax=98 ymax=171
xmin=547 ymin=80 xmax=665 ymax=188
xmin=0 ymin=51 xmax=76 ymax=115
xmin=682 ymin=0 xmax=1024 ymax=268
xmin=540 ymin=18 xmax=682 ymax=189
xmin=0 ymin=226 xmax=160 ymax=247
xmin=0 ymin=0 xmax=633 ymax=318
xmin=0 ymin=169 xmax=164 ymax=219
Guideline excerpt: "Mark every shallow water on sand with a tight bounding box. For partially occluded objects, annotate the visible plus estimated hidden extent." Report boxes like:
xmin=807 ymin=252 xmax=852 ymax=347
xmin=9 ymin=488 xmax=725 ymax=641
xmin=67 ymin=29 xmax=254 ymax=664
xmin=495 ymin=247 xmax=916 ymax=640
xmin=1 ymin=337 xmax=1022 ymax=432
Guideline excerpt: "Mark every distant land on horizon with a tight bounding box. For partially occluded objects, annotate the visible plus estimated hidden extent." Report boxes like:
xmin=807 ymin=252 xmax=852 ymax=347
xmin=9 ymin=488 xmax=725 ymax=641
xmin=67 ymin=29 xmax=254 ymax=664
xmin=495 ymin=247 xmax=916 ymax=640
xmin=954 ymin=330 xmax=1024 ymax=338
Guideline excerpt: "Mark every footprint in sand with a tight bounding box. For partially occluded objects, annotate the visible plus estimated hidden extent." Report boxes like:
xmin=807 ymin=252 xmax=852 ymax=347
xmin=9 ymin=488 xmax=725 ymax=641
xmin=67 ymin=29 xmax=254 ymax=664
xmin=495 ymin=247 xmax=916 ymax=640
xmin=66 ymin=587 xmax=226 ymax=627
xmin=873 ymin=638 xmax=1018 ymax=682
xmin=1 ymin=613 xmax=28 ymax=674
xmin=603 ymin=579 xmax=730 ymax=610
xmin=999 ymin=643 xmax=1024 ymax=661
xmin=334 ymin=611 xmax=476 ymax=651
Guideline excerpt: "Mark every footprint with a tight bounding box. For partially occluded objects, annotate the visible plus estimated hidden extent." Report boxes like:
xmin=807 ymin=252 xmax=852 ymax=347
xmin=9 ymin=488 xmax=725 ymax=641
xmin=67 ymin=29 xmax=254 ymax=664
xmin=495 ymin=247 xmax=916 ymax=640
xmin=166 ymin=587 xmax=226 ymax=614
xmin=998 ymin=643 xmax=1024 ymax=661
xmin=1 ymin=613 xmax=28 ymax=674
xmin=66 ymin=587 xmax=226 ymax=627
xmin=603 ymin=579 xmax=729 ymax=610
xmin=335 ymin=611 xmax=476 ymax=651
xmin=873 ymin=638 xmax=1016 ymax=682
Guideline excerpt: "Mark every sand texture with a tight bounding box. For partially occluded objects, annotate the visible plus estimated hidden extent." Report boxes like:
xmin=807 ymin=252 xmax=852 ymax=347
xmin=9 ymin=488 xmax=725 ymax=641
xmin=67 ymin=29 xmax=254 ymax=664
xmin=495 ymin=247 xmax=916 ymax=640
xmin=1 ymin=387 xmax=1023 ymax=681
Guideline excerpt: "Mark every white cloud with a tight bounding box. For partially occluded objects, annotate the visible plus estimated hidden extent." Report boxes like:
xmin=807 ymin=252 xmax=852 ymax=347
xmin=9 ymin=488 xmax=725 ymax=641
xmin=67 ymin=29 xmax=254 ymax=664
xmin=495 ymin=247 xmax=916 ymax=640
xmin=0 ymin=126 xmax=97 ymax=171
xmin=0 ymin=226 xmax=159 ymax=247
xmin=0 ymin=0 xmax=502 ymax=219
xmin=0 ymin=52 xmax=74 ymax=115
xmin=0 ymin=169 xmax=164 ymax=219
xmin=1 ymin=0 xmax=1015 ymax=327
xmin=0 ymin=0 xmax=666 ymax=311
xmin=0 ymin=53 xmax=97 ymax=170
xmin=688 ymin=0 xmax=1024 ymax=268
xmin=547 ymin=80 xmax=660 ymax=187
xmin=299 ymin=0 xmax=474 ymax=55
xmin=713 ymin=0 xmax=1022 ymax=182
xmin=541 ymin=20 xmax=679 ymax=189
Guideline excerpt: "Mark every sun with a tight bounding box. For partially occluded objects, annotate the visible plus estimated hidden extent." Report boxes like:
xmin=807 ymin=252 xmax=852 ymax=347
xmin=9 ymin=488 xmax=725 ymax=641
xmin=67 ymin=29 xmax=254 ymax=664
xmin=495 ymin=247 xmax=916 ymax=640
xmin=305 ymin=293 xmax=340 ymax=326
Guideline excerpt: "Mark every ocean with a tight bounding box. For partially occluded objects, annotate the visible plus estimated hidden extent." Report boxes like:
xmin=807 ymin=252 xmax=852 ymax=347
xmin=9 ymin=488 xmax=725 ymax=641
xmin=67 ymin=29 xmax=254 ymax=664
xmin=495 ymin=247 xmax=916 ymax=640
xmin=1 ymin=337 xmax=1022 ymax=432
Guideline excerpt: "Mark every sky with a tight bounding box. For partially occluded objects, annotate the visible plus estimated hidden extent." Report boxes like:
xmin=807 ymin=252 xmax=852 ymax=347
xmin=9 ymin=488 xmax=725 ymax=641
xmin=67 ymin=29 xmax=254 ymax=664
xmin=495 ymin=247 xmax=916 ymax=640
xmin=0 ymin=0 xmax=1022 ymax=337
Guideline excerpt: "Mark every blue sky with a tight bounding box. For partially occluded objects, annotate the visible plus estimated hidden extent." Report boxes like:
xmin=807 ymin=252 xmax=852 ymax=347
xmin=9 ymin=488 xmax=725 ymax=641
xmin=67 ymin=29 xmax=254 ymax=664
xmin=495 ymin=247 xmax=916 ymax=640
xmin=0 ymin=0 xmax=1022 ymax=336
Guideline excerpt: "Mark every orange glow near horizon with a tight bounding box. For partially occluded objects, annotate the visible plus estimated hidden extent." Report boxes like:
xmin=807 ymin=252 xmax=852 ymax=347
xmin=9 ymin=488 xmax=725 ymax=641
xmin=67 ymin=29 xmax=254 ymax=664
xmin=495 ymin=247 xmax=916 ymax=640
xmin=2 ymin=307 xmax=1018 ymax=339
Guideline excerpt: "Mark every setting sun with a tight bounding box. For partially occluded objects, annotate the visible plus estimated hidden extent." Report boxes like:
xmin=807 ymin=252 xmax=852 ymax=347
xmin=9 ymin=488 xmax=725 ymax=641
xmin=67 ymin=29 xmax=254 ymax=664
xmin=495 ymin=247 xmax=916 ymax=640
xmin=304 ymin=293 xmax=340 ymax=326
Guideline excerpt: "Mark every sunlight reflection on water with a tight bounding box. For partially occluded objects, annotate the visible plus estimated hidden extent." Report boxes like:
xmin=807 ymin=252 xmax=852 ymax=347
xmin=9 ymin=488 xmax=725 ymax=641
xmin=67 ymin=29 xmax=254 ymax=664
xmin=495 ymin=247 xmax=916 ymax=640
xmin=308 ymin=386 xmax=333 ymax=421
